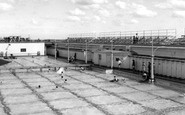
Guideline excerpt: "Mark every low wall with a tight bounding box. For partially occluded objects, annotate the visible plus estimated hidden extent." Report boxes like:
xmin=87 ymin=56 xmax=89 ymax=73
xmin=0 ymin=43 xmax=45 ymax=56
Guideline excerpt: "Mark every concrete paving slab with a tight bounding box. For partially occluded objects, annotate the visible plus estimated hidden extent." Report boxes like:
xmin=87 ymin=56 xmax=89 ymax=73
xmin=123 ymin=80 xmax=142 ymax=86
xmin=84 ymin=71 xmax=100 ymax=75
xmin=63 ymin=83 xmax=94 ymax=91
xmin=1 ymin=88 xmax=32 ymax=96
xmin=34 ymin=85 xmax=66 ymax=93
xmin=26 ymin=81 xmax=54 ymax=87
xmin=41 ymin=91 xmax=77 ymax=100
xmin=65 ymin=71 xmax=83 ymax=76
xmin=101 ymin=102 xmax=146 ymax=115
xmin=139 ymin=98 xmax=183 ymax=110
xmin=166 ymin=109 xmax=185 ymax=115
xmin=81 ymin=78 xmax=105 ymax=83
xmin=0 ymin=83 xmax=25 ymax=89
xmin=131 ymin=84 xmax=164 ymax=91
xmin=117 ymin=91 xmax=158 ymax=102
xmin=0 ymin=107 xmax=6 ymax=115
xmin=17 ymin=73 xmax=42 ymax=79
xmin=0 ymin=74 xmax=17 ymax=80
xmin=170 ymin=96 xmax=185 ymax=104
xmin=102 ymin=86 xmax=138 ymax=94
xmin=148 ymin=89 xmax=182 ymax=98
xmin=86 ymin=95 xmax=127 ymax=105
xmin=0 ymin=80 xmax=22 ymax=85
xmin=70 ymin=75 xmax=96 ymax=80
xmin=4 ymin=94 xmax=39 ymax=104
xmin=0 ymin=69 xmax=10 ymax=73
xmin=73 ymin=89 xmax=108 ymax=97
xmin=95 ymin=74 xmax=113 ymax=80
xmin=27 ymin=111 xmax=56 ymax=115
xmin=49 ymin=98 xmax=90 ymax=110
xmin=9 ymin=102 xmax=51 ymax=115
xmin=90 ymin=81 xmax=120 ymax=88
xmin=62 ymin=79 xmax=82 ymax=84
xmin=22 ymin=78 xmax=50 ymax=83
xmin=61 ymin=106 xmax=106 ymax=115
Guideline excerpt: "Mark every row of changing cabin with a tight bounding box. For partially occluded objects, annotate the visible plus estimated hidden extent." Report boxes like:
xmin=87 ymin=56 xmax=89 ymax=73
xmin=46 ymin=48 xmax=185 ymax=79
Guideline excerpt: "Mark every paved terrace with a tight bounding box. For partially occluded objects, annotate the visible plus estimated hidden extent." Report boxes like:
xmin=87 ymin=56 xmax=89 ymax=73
xmin=0 ymin=56 xmax=185 ymax=115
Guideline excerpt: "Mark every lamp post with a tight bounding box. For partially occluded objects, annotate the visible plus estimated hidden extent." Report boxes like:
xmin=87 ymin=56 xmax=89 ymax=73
xmin=111 ymin=40 xmax=113 ymax=69
xmin=67 ymin=38 xmax=70 ymax=63
xmin=85 ymin=38 xmax=94 ymax=64
xmin=5 ymin=44 xmax=11 ymax=58
xmin=55 ymin=39 xmax=57 ymax=59
xmin=85 ymin=39 xmax=88 ymax=64
xmin=151 ymin=46 xmax=164 ymax=83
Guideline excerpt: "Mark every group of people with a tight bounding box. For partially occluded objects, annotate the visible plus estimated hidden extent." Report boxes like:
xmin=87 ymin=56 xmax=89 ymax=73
xmin=69 ymin=53 xmax=77 ymax=63
xmin=116 ymin=58 xmax=153 ymax=82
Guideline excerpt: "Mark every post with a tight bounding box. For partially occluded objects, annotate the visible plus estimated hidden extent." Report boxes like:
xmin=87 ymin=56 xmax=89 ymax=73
xmin=111 ymin=40 xmax=113 ymax=69
xmin=151 ymin=33 xmax=155 ymax=83
xmin=67 ymin=38 xmax=69 ymax=63
xmin=85 ymin=39 xmax=88 ymax=64
xmin=55 ymin=39 xmax=57 ymax=59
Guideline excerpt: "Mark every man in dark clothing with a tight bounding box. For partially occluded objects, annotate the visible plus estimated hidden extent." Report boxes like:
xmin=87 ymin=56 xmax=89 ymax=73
xmin=148 ymin=62 xmax=151 ymax=81
xmin=132 ymin=60 xmax=135 ymax=71
xmin=74 ymin=53 xmax=77 ymax=61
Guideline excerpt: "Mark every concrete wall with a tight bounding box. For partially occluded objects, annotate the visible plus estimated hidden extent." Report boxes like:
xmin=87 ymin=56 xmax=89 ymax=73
xmin=130 ymin=46 xmax=185 ymax=59
xmin=129 ymin=56 xmax=185 ymax=79
xmin=0 ymin=43 xmax=45 ymax=56
xmin=47 ymin=48 xmax=93 ymax=62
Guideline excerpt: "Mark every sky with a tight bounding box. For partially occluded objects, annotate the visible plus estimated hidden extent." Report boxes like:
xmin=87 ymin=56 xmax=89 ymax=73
xmin=0 ymin=0 xmax=185 ymax=39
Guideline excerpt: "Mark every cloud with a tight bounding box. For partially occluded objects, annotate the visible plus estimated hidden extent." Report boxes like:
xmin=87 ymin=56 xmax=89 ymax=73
xmin=155 ymin=3 xmax=172 ymax=9
xmin=172 ymin=10 xmax=185 ymax=18
xmin=156 ymin=0 xmax=185 ymax=10
xmin=98 ymin=8 xmax=110 ymax=17
xmin=71 ymin=0 xmax=108 ymax=5
xmin=0 ymin=3 xmax=13 ymax=11
xmin=155 ymin=0 xmax=185 ymax=18
xmin=65 ymin=15 xmax=81 ymax=22
xmin=132 ymin=3 xmax=157 ymax=17
xmin=130 ymin=19 xmax=139 ymax=24
xmin=170 ymin=0 xmax=185 ymax=9
xmin=31 ymin=18 xmax=40 ymax=25
xmin=7 ymin=0 xmax=15 ymax=3
xmin=115 ymin=1 xmax=126 ymax=9
xmin=69 ymin=8 xmax=85 ymax=16
xmin=94 ymin=15 xmax=101 ymax=21
xmin=92 ymin=0 xmax=108 ymax=4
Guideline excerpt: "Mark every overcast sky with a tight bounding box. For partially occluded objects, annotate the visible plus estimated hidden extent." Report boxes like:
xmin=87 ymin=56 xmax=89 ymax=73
xmin=0 ymin=0 xmax=185 ymax=39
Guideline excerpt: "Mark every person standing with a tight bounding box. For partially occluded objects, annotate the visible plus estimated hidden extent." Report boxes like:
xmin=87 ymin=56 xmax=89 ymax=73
xmin=74 ymin=53 xmax=77 ymax=61
xmin=118 ymin=59 xmax=122 ymax=68
xmin=148 ymin=62 xmax=151 ymax=81
xmin=132 ymin=60 xmax=135 ymax=71
xmin=142 ymin=62 xmax=146 ymax=73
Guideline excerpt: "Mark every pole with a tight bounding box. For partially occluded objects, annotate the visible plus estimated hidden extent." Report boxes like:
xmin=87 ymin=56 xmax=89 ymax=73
xmin=68 ymin=38 xmax=69 ymax=63
xmin=85 ymin=39 xmax=88 ymax=64
xmin=55 ymin=39 xmax=57 ymax=59
xmin=151 ymin=34 xmax=154 ymax=83
xmin=111 ymin=40 xmax=113 ymax=69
